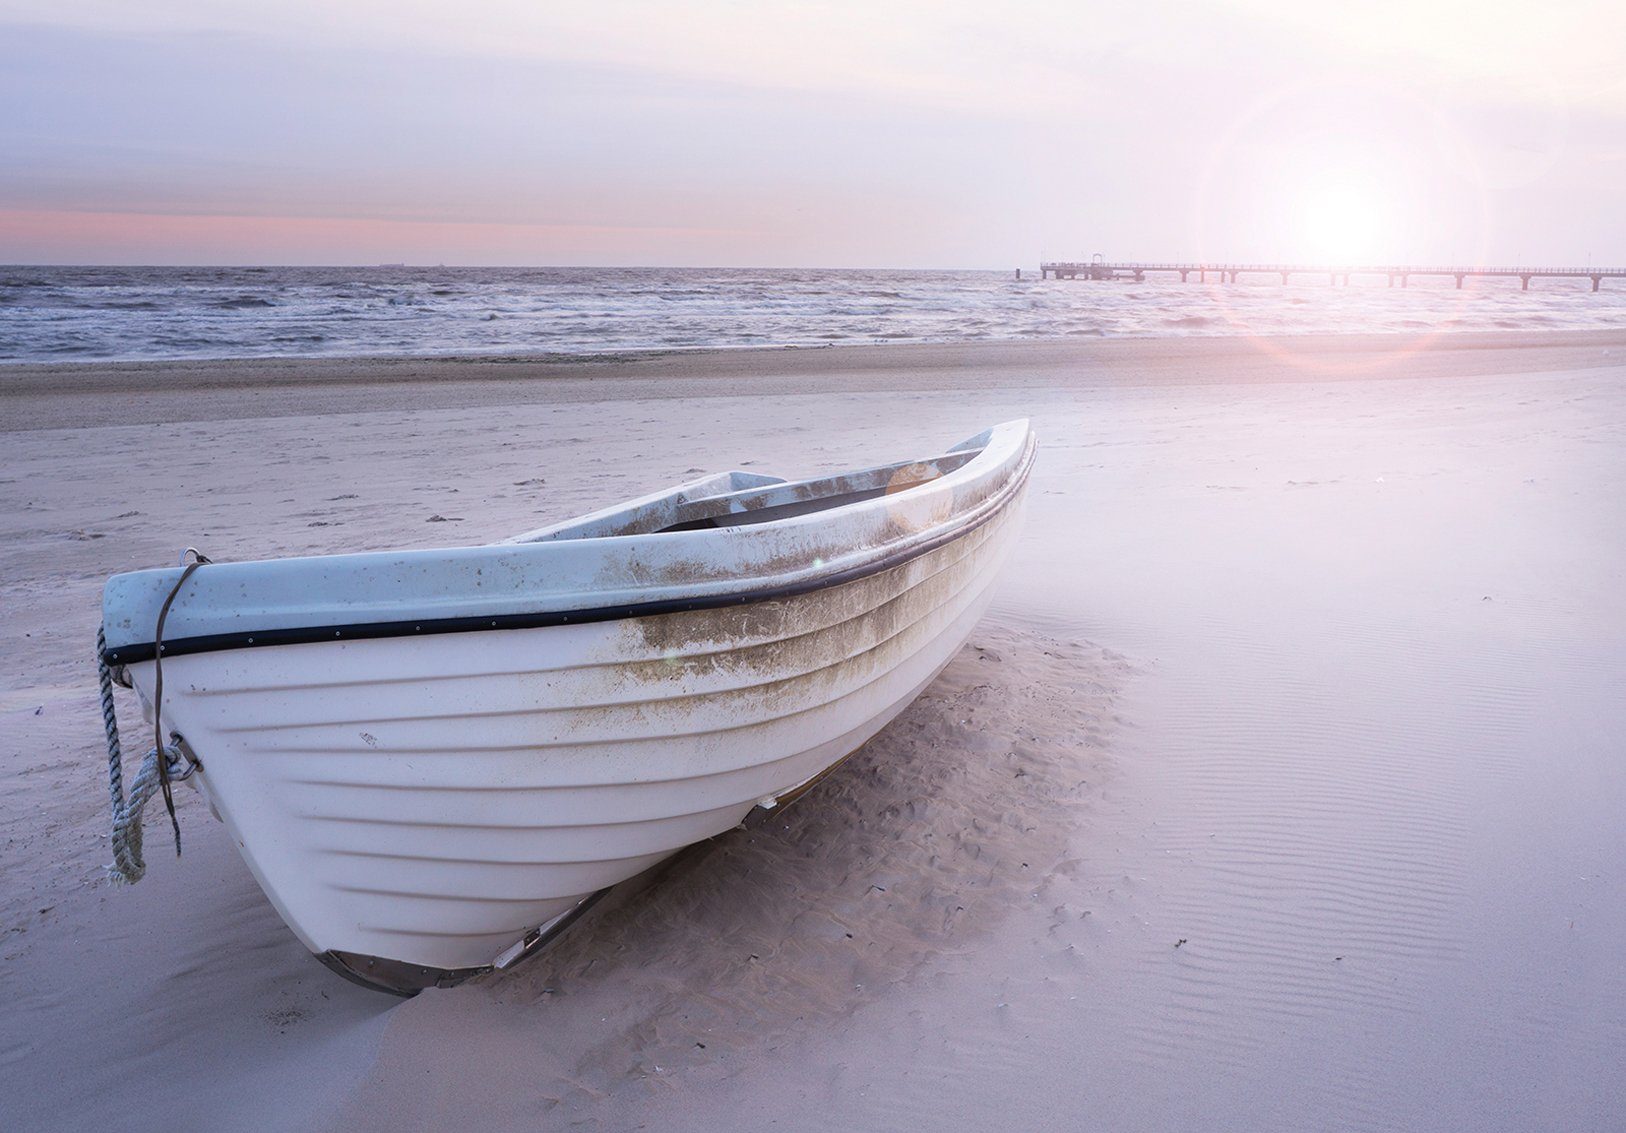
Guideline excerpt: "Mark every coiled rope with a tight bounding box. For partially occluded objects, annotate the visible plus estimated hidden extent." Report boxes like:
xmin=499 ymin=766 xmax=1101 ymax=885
xmin=98 ymin=549 xmax=209 ymax=884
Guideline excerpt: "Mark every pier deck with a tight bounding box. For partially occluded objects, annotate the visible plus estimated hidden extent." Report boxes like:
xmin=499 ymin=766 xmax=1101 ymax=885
xmin=1040 ymin=261 xmax=1626 ymax=291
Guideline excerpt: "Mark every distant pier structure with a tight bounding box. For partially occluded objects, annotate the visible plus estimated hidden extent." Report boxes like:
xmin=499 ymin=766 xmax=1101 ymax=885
xmin=1039 ymin=259 xmax=1626 ymax=292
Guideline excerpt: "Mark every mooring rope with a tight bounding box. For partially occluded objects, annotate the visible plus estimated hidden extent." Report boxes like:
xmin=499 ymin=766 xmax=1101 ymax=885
xmin=98 ymin=549 xmax=209 ymax=884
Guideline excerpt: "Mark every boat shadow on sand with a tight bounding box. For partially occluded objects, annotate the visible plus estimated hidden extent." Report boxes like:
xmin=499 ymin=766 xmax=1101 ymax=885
xmin=428 ymin=620 xmax=1134 ymax=1100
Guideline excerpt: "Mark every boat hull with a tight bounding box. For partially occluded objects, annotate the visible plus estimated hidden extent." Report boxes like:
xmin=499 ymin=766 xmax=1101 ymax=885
xmin=124 ymin=486 xmax=1027 ymax=984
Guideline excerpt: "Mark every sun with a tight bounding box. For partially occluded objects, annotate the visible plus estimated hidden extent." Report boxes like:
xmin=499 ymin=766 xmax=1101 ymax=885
xmin=1295 ymin=172 xmax=1392 ymax=265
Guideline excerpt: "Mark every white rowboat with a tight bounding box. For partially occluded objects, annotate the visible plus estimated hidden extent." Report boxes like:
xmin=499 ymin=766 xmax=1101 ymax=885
xmin=99 ymin=420 xmax=1035 ymax=993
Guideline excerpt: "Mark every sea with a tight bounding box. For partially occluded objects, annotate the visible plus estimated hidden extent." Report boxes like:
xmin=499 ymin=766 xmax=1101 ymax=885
xmin=2 ymin=265 xmax=1623 ymax=364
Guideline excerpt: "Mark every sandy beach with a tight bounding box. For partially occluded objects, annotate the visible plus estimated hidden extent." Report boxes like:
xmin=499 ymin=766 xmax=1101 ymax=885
xmin=3 ymin=331 xmax=1625 ymax=1131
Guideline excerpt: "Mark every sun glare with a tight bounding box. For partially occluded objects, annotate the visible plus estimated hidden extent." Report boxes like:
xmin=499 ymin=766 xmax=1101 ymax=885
xmin=1297 ymin=177 xmax=1390 ymax=265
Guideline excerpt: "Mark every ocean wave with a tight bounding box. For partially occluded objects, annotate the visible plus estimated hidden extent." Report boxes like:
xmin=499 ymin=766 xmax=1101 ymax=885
xmin=1 ymin=265 xmax=1622 ymax=363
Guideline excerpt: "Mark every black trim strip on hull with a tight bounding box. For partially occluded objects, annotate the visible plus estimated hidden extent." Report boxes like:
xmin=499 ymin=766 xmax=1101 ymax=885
xmin=105 ymin=443 xmax=1033 ymax=667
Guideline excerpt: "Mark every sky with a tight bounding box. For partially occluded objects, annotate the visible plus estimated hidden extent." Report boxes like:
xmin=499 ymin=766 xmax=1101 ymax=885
xmin=1 ymin=0 xmax=1623 ymax=267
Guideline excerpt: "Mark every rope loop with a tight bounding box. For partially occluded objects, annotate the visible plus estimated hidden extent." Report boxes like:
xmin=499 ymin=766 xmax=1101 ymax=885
xmin=99 ymin=626 xmax=188 ymax=883
xmin=97 ymin=550 xmax=210 ymax=884
xmin=106 ymin=735 xmax=189 ymax=885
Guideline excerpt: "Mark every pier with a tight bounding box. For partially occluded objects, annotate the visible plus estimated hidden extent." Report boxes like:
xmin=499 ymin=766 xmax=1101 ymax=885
xmin=1039 ymin=260 xmax=1626 ymax=291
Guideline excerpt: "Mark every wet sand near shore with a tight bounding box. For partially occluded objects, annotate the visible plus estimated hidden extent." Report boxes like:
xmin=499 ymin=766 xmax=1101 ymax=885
xmin=5 ymin=328 xmax=1626 ymax=430
xmin=2 ymin=332 xmax=1623 ymax=1131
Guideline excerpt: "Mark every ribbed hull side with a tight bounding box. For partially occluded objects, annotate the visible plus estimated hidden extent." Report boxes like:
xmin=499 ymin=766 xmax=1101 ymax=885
xmin=129 ymin=493 xmax=1025 ymax=971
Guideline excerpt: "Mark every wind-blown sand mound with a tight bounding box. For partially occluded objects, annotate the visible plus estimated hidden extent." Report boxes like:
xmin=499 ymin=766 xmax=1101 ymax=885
xmin=332 ymin=624 xmax=1130 ymax=1119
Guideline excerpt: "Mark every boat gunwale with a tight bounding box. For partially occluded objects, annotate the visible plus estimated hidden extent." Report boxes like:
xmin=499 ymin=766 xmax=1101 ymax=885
xmin=103 ymin=433 xmax=1034 ymax=666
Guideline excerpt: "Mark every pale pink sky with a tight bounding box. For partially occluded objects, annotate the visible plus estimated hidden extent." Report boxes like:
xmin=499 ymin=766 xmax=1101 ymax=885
xmin=1 ymin=1 xmax=1622 ymax=266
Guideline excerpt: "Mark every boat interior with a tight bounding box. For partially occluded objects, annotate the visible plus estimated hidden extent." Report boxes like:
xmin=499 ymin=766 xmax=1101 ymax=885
xmin=513 ymin=428 xmax=995 ymax=543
